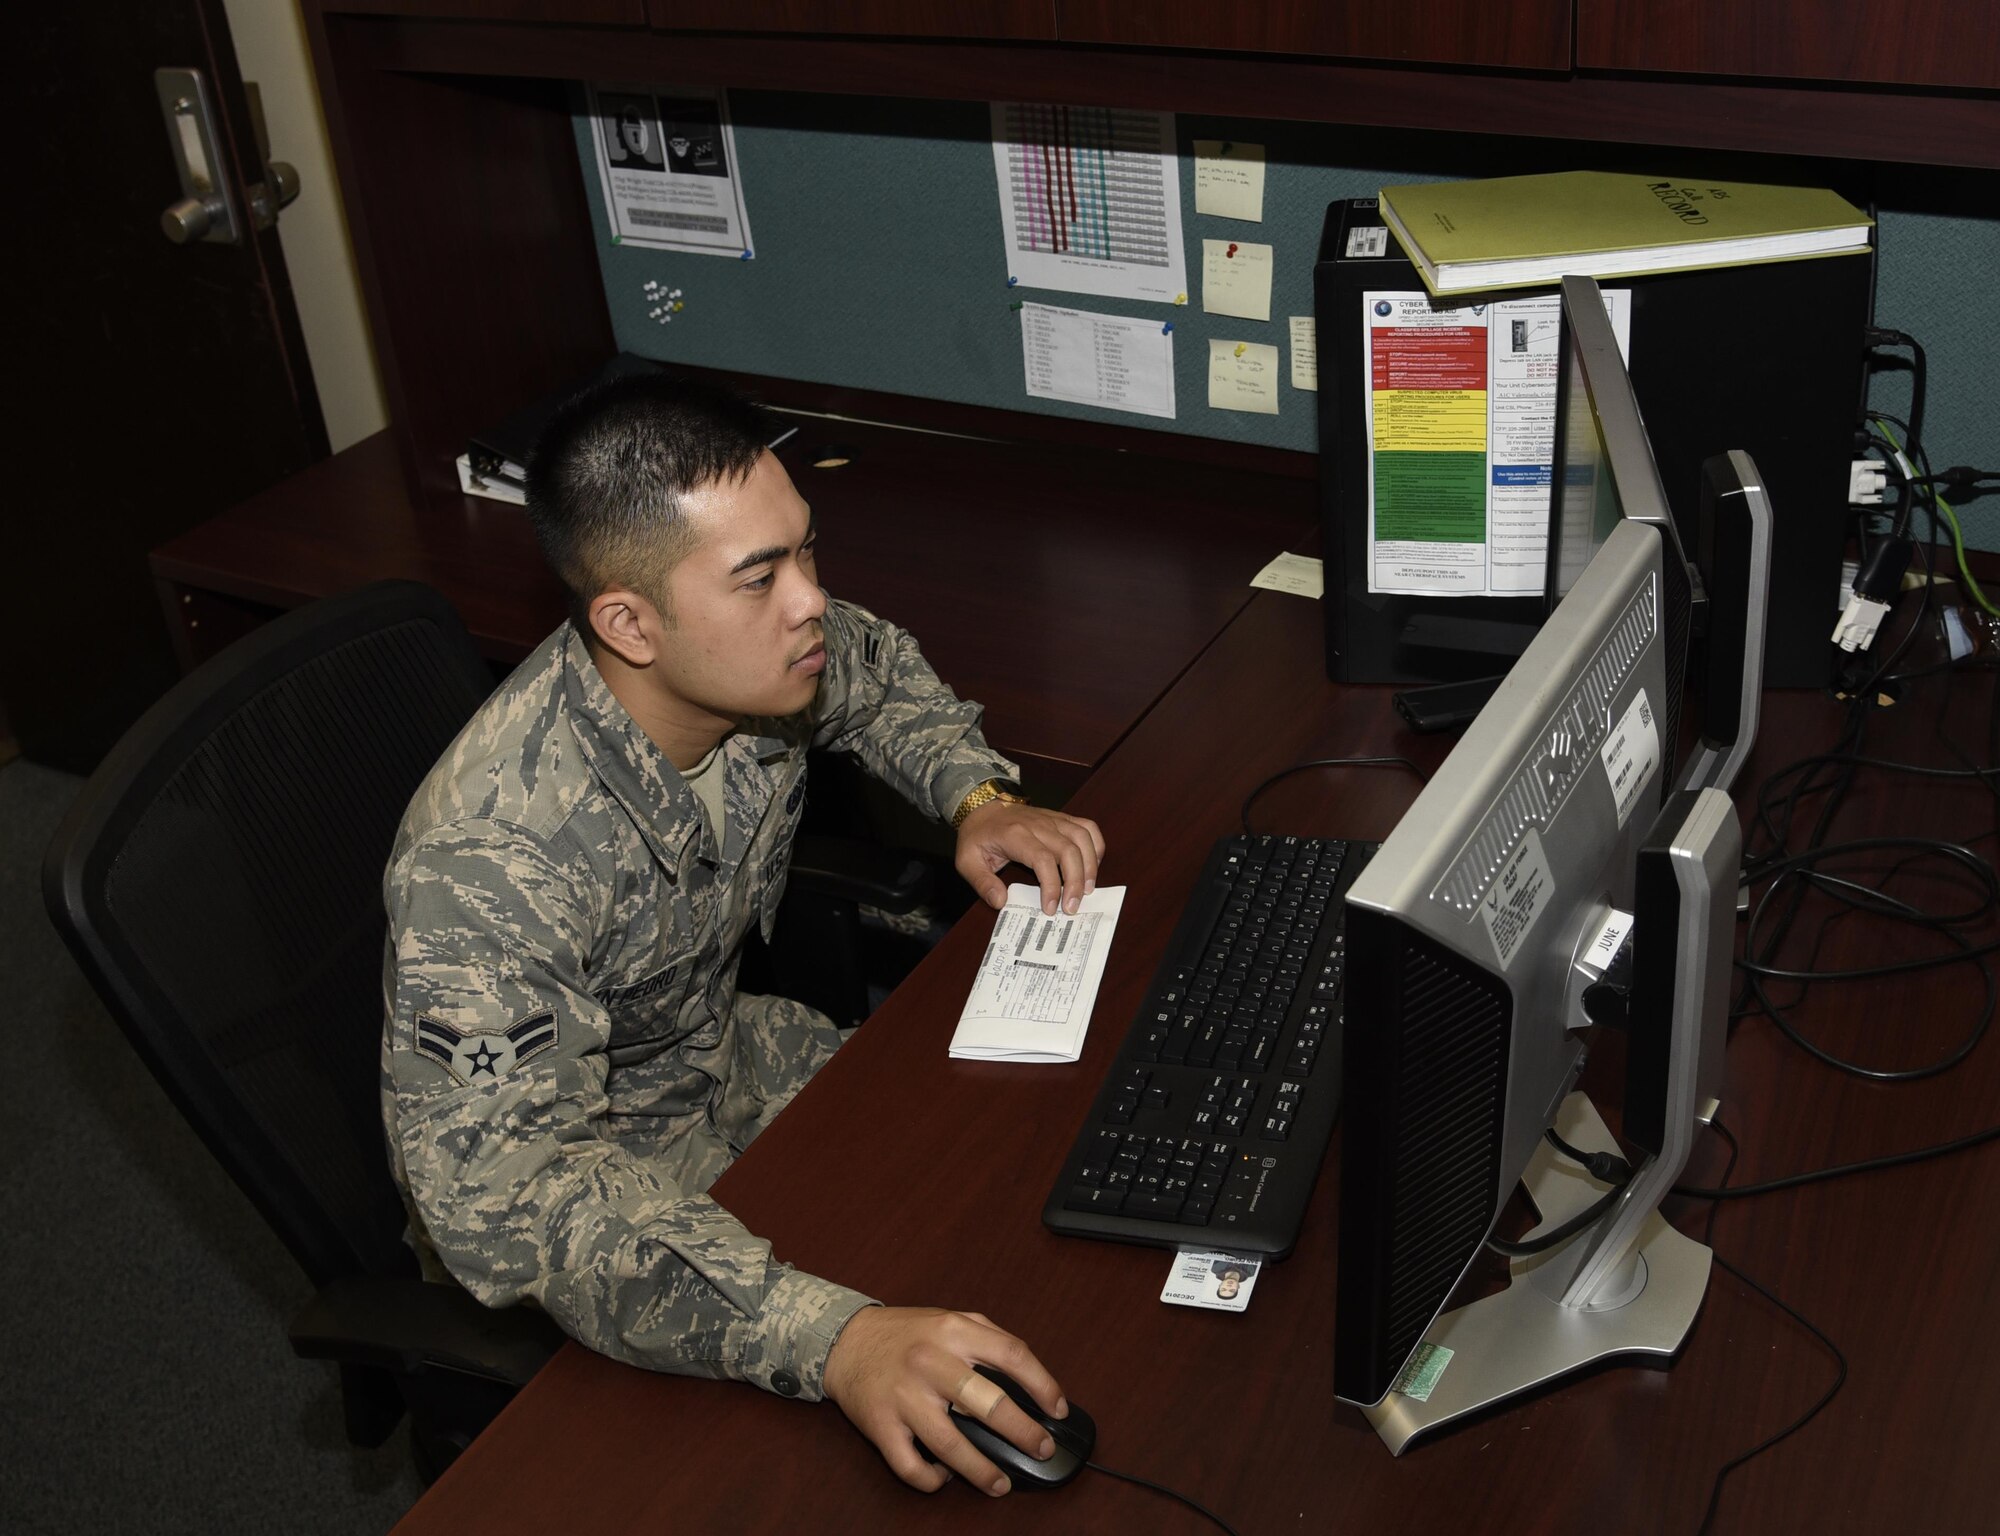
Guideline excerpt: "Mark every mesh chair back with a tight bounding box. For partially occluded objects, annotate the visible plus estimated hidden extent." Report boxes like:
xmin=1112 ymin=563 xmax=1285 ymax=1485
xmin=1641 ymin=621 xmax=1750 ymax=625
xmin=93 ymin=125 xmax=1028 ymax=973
xmin=44 ymin=583 xmax=497 ymax=1288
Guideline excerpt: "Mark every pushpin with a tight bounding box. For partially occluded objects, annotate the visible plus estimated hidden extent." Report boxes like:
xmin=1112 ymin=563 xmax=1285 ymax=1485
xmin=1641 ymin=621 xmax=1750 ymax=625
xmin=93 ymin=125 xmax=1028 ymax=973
xmin=1007 ymin=275 xmax=1020 ymax=287
xmin=1010 ymin=300 xmax=1024 ymax=311
xmin=740 ymin=249 xmax=753 ymax=260
xmin=611 ymin=234 xmax=622 ymax=245
xmin=1174 ymin=292 xmax=1188 ymax=305
xmin=1221 ymin=142 xmax=1233 ymax=154
xmin=1162 ymin=322 xmax=1174 ymax=334
xmin=1234 ymin=342 xmax=1247 ymax=358
xmin=1226 ymin=243 xmax=1238 ymax=258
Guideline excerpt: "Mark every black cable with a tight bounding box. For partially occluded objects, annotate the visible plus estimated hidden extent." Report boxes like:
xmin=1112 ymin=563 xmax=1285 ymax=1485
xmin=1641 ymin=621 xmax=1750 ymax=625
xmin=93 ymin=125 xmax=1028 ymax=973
xmin=1674 ymin=1120 xmax=2000 ymax=1201
xmin=1697 ymin=1122 xmax=1848 ymax=1535
xmin=1865 ymin=328 xmax=1926 ymax=538
xmin=1239 ymin=756 xmax=1427 ymax=836
xmin=1738 ymin=850 xmax=1996 ymax=1080
xmin=1486 ymin=1130 xmax=1636 ymax=1257
xmin=1086 ymin=1460 xmax=1241 ymax=1536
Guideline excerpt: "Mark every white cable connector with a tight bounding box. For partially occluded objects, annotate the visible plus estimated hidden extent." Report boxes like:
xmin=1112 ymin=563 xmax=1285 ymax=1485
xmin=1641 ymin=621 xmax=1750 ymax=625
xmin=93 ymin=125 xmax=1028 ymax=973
xmin=1832 ymin=592 xmax=1891 ymax=653
xmin=1848 ymin=458 xmax=1888 ymax=506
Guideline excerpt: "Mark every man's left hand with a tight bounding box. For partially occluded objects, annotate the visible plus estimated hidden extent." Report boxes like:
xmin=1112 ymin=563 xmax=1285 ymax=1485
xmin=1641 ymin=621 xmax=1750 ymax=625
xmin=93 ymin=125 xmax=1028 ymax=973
xmin=955 ymin=802 xmax=1105 ymax=915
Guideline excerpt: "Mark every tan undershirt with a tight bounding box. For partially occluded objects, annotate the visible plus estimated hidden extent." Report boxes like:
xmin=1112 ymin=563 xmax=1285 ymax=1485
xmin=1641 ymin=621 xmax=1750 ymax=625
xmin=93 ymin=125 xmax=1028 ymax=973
xmin=684 ymin=738 xmax=728 ymax=852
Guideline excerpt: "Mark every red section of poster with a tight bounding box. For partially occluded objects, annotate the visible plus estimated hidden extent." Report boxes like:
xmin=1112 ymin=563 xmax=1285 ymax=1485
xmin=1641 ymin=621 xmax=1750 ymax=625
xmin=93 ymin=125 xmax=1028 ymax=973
xmin=1370 ymin=326 xmax=1486 ymax=392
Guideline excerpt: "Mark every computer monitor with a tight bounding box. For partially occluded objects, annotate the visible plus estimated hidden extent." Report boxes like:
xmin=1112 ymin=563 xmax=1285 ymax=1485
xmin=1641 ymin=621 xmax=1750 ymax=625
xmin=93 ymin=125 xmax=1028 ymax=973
xmin=1331 ymin=276 xmax=1751 ymax=1453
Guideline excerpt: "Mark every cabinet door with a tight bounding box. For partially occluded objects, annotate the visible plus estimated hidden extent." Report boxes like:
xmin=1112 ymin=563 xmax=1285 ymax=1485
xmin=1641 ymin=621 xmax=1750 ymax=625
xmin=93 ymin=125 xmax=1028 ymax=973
xmin=320 ymin=1 xmax=647 ymax=20
xmin=1057 ymin=1 xmax=1571 ymax=71
xmin=647 ymin=1 xmax=1056 ymax=37
xmin=1580 ymin=0 xmax=2000 ymax=90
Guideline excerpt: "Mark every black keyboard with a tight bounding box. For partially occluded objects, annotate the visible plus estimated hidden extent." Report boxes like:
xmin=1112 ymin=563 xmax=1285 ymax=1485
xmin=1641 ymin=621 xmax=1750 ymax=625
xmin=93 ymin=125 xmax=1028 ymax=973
xmin=1043 ymin=834 xmax=1374 ymax=1258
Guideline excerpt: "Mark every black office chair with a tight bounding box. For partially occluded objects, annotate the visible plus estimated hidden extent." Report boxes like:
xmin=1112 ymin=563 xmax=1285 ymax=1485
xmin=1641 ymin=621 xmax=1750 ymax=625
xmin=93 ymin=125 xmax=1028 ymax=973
xmin=42 ymin=580 xmax=943 ymax=1480
xmin=42 ymin=581 xmax=562 ymax=1483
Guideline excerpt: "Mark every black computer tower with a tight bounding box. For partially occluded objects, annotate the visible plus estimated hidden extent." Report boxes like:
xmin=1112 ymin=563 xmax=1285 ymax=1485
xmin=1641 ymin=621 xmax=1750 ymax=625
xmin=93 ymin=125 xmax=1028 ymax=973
xmin=1314 ymin=198 xmax=1870 ymax=689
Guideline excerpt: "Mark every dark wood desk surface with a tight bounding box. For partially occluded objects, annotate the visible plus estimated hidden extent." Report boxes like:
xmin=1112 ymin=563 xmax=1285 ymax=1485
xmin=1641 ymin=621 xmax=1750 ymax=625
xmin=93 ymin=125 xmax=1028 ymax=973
xmin=151 ymin=422 xmax=1312 ymax=788
xmin=390 ymin=590 xmax=2000 ymax=1536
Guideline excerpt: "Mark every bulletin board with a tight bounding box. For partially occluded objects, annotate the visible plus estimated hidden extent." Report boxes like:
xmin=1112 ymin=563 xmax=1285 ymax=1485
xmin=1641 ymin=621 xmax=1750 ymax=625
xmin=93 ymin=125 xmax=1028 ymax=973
xmin=573 ymin=87 xmax=1999 ymax=543
xmin=575 ymin=88 xmax=1461 ymax=453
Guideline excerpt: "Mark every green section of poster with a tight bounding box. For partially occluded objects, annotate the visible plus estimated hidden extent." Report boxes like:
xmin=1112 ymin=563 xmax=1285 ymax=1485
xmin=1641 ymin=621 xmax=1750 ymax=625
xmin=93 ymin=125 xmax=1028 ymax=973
xmin=1372 ymin=451 xmax=1487 ymax=542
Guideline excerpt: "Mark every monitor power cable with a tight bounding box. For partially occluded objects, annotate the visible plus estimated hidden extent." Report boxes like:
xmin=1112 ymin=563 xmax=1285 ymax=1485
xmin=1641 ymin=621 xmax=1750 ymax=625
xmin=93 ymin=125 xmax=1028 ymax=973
xmin=1486 ymin=1129 xmax=1635 ymax=1258
xmin=1692 ymin=1119 xmax=1847 ymax=1535
xmin=1516 ymin=1116 xmax=1854 ymax=1529
xmin=1240 ymin=756 xmax=1430 ymax=837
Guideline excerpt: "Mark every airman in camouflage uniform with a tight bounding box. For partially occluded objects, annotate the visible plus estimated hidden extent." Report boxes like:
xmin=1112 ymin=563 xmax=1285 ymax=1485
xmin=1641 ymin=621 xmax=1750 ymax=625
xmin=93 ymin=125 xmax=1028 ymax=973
xmin=382 ymin=595 xmax=1011 ymax=1396
xmin=383 ymin=374 xmax=1103 ymax=1495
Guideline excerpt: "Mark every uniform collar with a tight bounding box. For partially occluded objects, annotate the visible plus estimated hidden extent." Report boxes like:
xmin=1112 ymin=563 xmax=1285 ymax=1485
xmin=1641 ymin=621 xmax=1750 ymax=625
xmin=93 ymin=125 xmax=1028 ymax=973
xmin=559 ymin=624 xmax=801 ymax=879
xmin=559 ymin=623 xmax=704 ymax=878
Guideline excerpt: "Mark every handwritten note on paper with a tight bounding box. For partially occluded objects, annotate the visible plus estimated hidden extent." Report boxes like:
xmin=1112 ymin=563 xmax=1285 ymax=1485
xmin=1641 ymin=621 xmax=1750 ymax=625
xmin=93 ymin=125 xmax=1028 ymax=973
xmin=1289 ymin=316 xmax=1318 ymax=391
xmin=1202 ymin=239 xmax=1274 ymax=322
xmin=1019 ymin=302 xmax=1177 ymax=420
xmin=1208 ymin=339 xmax=1281 ymax=415
xmin=1250 ymin=552 xmax=1324 ymax=599
xmin=1193 ymin=140 xmax=1266 ymax=222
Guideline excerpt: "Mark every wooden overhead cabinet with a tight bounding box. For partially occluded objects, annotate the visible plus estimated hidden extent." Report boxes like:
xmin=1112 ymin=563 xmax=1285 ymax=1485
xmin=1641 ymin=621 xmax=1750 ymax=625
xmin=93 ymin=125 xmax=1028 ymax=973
xmin=1056 ymin=0 xmax=1573 ymax=71
xmin=647 ymin=2 xmax=1057 ymax=36
xmin=1578 ymin=0 xmax=2000 ymax=90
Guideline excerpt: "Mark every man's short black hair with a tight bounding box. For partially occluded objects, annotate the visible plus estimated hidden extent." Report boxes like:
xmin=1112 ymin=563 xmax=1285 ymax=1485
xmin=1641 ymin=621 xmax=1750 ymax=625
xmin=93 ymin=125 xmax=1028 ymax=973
xmin=524 ymin=372 xmax=774 ymax=633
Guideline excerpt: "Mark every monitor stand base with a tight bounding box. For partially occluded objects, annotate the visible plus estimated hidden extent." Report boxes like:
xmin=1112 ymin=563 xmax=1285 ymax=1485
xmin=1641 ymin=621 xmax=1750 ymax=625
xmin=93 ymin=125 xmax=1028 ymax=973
xmin=1362 ymin=1093 xmax=1712 ymax=1455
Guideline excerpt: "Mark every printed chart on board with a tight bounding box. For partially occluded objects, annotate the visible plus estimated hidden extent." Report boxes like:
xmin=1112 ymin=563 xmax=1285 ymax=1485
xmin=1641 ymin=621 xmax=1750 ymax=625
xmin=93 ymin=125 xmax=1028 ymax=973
xmin=991 ymin=102 xmax=1188 ymax=305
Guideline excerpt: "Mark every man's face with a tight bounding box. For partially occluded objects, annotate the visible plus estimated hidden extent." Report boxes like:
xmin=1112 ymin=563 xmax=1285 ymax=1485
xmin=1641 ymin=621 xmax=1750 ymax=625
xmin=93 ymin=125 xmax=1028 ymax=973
xmin=655 ymin=451 xmax=826 ymax=723
xmin=1217 ymin=1272 xmax=1242 ymax=1299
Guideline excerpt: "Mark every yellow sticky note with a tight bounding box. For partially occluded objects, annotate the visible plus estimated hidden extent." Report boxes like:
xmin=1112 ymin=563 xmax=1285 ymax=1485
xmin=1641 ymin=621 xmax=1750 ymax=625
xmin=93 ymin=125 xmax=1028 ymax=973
xmin=1289 ymin=316 xmax=1318 ymax=391
xmin=1250 ymin=552 xmax=1324 ymax=599
xmin=1193 ymin=140 xmax=1266 ymax=222
xmin=1202 ymin=239 xmax=1273 ymax=323
xmin=1209 ymin=339 xmax=1281 ymax=416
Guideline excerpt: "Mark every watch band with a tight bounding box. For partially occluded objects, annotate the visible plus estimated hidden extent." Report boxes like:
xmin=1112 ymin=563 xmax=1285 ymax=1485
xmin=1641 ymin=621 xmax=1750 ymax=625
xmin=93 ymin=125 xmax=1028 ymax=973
xmin=952 ymin=778 xmax=1027 ymax=828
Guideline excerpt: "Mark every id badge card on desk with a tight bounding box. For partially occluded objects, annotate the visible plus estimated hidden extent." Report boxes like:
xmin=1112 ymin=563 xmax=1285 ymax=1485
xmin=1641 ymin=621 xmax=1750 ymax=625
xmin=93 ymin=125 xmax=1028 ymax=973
xmin=1161 ymin=1250 xmax=1263 ymax=1312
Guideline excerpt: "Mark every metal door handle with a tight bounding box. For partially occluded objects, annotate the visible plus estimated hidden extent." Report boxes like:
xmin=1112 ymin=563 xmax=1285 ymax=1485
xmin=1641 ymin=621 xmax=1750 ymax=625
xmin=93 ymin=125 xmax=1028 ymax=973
xmin=156 ymin=67 xmax=240 ymax=245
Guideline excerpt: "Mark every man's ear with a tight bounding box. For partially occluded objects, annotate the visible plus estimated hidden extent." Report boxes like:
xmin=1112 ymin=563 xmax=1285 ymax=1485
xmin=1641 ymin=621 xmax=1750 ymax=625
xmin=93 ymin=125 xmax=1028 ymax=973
xmin=588 ymin=587 xmax=665 ymax=668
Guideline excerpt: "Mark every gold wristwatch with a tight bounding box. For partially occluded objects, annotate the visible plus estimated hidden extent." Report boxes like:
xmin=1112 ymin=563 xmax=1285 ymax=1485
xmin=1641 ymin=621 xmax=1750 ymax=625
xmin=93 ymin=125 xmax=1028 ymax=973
xmin=952 ymin=777 xmax=1027 ymax=828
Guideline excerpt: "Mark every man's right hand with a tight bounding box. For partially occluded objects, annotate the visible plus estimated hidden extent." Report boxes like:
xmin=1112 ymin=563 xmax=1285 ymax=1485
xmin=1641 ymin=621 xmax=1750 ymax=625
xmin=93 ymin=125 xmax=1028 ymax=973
xmin=821 ymin=1306 xmax=1068 ymax=1496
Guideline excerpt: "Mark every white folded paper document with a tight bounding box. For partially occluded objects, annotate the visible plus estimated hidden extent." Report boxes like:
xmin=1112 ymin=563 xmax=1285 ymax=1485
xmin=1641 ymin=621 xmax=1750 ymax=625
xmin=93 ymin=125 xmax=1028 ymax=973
xmin=948 ymin=884 xmax=1125 ymax=1063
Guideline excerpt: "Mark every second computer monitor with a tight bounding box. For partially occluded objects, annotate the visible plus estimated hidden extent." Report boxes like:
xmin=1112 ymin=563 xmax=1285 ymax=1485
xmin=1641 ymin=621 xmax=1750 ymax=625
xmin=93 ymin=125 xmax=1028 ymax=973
xmin=1333 ymin=276 xmax=1704 ymax=1416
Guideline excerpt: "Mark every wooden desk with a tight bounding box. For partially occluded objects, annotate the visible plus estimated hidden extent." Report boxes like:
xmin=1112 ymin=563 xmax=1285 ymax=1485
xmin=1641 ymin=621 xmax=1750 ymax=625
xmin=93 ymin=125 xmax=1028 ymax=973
xmin=390 ymin=588 xmax=2000 ymax=1534
xmin=151 ymin=418 xmax=1311 ymax=788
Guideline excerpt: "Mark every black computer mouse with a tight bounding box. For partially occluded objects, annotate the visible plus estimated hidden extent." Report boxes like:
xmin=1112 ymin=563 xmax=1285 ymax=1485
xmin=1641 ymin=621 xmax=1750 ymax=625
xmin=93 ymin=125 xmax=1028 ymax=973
xmin=943 ymin=1364 xmax=1096 ymax=1490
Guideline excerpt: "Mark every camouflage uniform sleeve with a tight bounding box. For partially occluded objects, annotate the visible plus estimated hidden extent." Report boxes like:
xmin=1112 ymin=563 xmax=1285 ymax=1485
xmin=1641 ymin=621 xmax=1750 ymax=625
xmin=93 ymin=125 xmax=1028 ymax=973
xmin=386 ymin=820 xmax=877 ymax=1399
xmin=809 ymin=597 xmax=1020 ymax=822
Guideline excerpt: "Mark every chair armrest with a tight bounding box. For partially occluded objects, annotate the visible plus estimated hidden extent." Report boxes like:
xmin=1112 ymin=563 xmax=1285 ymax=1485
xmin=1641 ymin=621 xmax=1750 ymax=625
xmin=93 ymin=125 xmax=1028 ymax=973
xmin=289 ymin=1275 xmax=564 ymax=1389
xmin=786 ymin=833 xmax=933 ymax=915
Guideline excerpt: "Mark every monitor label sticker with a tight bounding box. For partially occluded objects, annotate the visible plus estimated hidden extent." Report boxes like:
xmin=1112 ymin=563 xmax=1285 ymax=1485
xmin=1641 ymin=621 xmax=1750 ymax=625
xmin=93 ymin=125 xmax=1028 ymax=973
xmin=1600 ymin=688 xmax=1660 ymax=829
xmin=1391 ymin=1342 xmax=1454 ymax=1402
xmin=1480 ymin=827 xmax=1552 ymax=970
xmin=1345 ymin=224 xmax=1389 ymax=258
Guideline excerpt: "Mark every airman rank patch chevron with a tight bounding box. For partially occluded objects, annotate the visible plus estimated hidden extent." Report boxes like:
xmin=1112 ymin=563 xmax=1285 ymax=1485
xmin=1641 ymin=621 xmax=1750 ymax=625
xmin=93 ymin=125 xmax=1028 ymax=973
xmin=413 ymin=1009 xmax=559 ymax=1085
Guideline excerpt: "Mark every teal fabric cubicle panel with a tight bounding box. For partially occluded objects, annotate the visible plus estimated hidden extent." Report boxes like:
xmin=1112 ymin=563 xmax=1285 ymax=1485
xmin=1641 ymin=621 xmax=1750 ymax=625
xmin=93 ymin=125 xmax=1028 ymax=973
xmin=572 ymin=89 xmax=2000 ymax=545
xmin=572 ymin=89 xmax=1441 ymax=455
